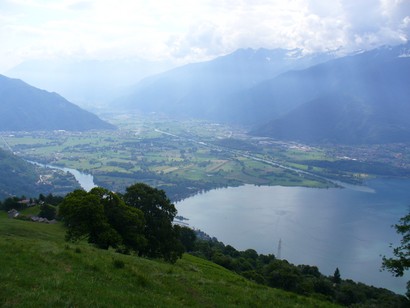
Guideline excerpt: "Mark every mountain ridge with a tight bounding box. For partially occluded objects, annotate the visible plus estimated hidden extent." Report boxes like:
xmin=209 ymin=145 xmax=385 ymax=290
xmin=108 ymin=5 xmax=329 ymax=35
xmin=5 ymin=58 xmax=174 ymax=108
xmin=117 ymin=47 xmax=336 ymax=120
xmin=0 ymin=74 xmax=115 ymax=131
xmin=117 ymin=42 xmax=410 ymax=144
xmin=251 ymin=43 xmax=410 ymax=144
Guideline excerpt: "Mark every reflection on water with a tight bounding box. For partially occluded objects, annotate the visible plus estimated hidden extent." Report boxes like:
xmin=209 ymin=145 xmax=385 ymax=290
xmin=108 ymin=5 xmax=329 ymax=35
xmin=59 ymin=167 xmax=96 ymax=192
xmin=176 ymin=179 xmax=410 ymax=294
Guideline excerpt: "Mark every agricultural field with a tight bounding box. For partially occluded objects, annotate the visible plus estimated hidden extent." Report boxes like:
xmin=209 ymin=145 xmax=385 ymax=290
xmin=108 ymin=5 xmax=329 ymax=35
xmin=1 ymin=115 xmax=393 ymax=200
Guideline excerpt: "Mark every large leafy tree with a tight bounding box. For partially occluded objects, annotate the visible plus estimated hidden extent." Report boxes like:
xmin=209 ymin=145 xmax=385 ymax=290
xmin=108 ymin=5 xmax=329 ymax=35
xmin=89 ymin=187 xmax=146 ymax=253
xmin=59 ymin=188 xmax=146 ymax=252
xmin=382 ymin=211 xmax=410 ymax=298
xmin=59 ymin=189 xmax=121 ymax=249
xmin=123 ymin=183 xmax=183 ymax=262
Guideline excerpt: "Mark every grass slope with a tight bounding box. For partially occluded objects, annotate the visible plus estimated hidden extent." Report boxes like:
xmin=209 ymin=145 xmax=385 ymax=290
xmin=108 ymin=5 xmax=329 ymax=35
xmin=0 ymin=212 xmax=338 ymax=307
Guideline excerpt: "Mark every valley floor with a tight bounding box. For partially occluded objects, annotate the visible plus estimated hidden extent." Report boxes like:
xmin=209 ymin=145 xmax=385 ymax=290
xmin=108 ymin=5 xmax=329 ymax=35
xmin=3 ymin=115 xmax=408 ymax=201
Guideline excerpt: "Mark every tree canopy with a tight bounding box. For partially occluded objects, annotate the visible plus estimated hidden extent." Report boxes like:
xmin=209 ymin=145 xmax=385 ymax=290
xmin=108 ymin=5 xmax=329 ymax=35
xmin=382 ymin=211 xmax=410 ymax=298
xmin=123 ymin=183 xmax=183 ymax=262
xmin=58 ymin=184 xmax=184 ymax=262
xmin=59 ymin=188 xmax=146 ymax=251
xmin=59 ymin=189 xmax=124 ymax=250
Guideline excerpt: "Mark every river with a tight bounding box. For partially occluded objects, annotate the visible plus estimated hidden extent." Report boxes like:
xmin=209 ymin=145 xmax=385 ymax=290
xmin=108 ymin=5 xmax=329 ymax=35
xmin=176 ymin=178 xmax=410 ymax=294
xmin=29 ymin=161 xmax=96 ymax=192
xmin=58 ymin=166 xmax=96 ymax=192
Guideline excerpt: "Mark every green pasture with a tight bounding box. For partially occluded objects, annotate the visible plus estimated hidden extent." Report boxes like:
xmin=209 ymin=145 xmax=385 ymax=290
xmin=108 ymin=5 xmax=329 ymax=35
xmin=0 ymin=210 xmax=340 ymax=307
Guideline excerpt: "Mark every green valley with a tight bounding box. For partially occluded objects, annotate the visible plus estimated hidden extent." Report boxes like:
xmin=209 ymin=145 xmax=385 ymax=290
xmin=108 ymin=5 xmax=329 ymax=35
xmin=3 ymin=115 xmax=406 ymax=201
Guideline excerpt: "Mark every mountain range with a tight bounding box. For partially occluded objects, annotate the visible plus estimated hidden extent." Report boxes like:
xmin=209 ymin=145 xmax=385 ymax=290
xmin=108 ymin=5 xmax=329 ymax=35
xmin=251 ymin=44 xmax=410 ymax=143
xmin=117 ymin=43 xmax=410 ymax=144
xmin=0 ymin=74 xmax=115 ymax=131
xmin=3 ymin=42 xmax=409 ymax=144
xmin=117 ymin=48 xmax=336 ymax=120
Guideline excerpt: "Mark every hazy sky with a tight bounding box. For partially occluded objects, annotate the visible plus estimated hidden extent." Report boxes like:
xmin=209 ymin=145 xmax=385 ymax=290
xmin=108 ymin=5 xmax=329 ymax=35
xmin=1 ymin=0 xmax=409 ymax=72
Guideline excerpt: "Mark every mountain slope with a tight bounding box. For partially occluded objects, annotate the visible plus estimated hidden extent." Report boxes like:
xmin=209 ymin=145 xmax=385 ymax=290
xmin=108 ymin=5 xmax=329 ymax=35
xmin=0 ymin=148 xmax=78 ymax=199
xmin=0 ymin=75 xmax=115 ymax=131
xmin=0 ymin=148 xmax=42 ymax=199
xmin=251 ymin=43 xmax=410 ymax=144
xmin=0 ymin=212 xmax=337 ymax=307
xmin=254 ymin=93 xmax=410 ymax=144
xmin=118 ymin=48 xmax=335 ymax=121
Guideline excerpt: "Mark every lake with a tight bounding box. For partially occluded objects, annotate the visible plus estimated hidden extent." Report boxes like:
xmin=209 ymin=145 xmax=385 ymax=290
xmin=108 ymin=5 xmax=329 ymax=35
xmin=176 ymin=178 xmax=410 ymax=294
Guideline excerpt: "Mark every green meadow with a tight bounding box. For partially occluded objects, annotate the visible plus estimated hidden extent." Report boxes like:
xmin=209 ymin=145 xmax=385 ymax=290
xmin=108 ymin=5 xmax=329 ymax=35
xmin=0 ymin=211 xmax=338 ymax=307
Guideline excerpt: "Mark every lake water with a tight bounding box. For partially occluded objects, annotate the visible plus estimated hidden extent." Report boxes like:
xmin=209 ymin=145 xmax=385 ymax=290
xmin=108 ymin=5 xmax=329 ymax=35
xmin=176 ymin=178 xmax=410 ymax=294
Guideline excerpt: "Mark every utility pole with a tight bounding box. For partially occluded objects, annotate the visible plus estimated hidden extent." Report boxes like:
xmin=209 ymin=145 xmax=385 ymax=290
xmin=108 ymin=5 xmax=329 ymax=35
xmin=277 ymin=238 xmax=282 ymax=260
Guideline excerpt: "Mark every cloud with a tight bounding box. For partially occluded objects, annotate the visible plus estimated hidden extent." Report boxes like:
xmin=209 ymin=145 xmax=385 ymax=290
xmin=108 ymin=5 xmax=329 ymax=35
xmin=0 ymin=0 xmax=409 ymax=71
xmin=67 ymin=1 xmax=93 ymax=11
xmin=168 ymin=22 xmax=226 ymax=61
xmin=164 ymin=0 xmax=410 ymax=61
xmin=337 ymin=0 xmax=409 ymax=50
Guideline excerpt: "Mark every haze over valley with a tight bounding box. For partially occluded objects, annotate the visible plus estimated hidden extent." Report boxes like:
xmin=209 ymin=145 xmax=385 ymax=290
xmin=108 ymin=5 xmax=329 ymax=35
xmin=1 ymin=1 xmax=410 ymax=306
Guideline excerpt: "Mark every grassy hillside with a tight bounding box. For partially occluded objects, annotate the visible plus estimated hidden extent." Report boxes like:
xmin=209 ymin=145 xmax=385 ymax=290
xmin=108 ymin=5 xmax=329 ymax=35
xmin=0 ymin=211 xmax=338 ymax=307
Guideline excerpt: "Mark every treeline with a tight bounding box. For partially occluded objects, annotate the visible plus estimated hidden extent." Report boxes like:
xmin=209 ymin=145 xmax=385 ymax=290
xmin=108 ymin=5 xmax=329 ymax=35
xmin=189 ymin=238 xmax=409 ymax=307
xmin=301 ymin=160 xmax=410 ymax=177
xmin=93 ymin=170 xmax=240 ymax=202
xmin=214 ymin=138 xmax=259 ymax=152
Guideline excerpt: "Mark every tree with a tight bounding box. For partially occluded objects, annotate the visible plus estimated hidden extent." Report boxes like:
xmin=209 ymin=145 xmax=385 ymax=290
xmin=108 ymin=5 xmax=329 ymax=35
xmin=38 ymin=203 xmax=57 ymax=220
xmin=90 ymin=187 xmax=146 ymax=253
xmin=38 ymin=193 xmax=45 ymax=202
xmin=175 ymin=225 xmax=196 ymax=252
xmin=264 ymin=259 xmax=303 ymax=292
xmin=124 ymin=183 xmax=183 ymax=262
xmin=44 ymin=193 xmax=64 ymax=206
xmin=58 ymin=188 xmax=147 ymax=252
xmin=59 ymin=184 xmax=183 ymax=262
xmin=333 ymin=267 xmax=341 ymax=284
xmin=58 ymin=189 xmax=121 ymax=249
xmin=382 ymin=211 xmax=410 ymax=298
xmin=2 ymin=197 xmax=21 ymax=211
